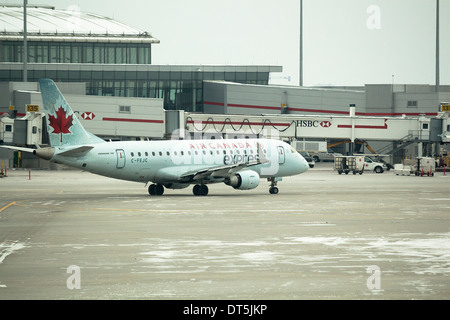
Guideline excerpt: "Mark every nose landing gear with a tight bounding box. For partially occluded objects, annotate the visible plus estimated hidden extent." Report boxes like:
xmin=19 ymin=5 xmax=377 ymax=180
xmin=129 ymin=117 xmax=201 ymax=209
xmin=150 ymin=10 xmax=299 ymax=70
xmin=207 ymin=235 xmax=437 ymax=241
xmin=268 ymin=177 xmax=280 ymax=194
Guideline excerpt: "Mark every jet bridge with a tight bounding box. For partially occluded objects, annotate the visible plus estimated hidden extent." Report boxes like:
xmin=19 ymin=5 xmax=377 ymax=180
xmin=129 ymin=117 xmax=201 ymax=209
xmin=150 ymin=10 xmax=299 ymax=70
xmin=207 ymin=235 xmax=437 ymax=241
xmin=178 ymin=110 xmax=449 ymax=160
xmin=183 ymin=112 xmax=446 ymax=141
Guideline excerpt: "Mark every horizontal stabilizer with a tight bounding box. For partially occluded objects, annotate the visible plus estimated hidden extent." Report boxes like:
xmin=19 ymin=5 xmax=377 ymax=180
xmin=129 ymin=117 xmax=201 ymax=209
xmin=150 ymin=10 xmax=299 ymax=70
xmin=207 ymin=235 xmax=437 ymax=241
xmin=57 ymin=146 xmax=94 ymax=157
xmin=0 ymin=145 xmax=36 ymax=153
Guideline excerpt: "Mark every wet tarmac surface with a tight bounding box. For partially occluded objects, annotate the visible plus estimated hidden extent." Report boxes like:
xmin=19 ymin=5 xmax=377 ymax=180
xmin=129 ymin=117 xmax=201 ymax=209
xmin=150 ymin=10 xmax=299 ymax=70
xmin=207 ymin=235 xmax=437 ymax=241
xmin=0 ymin=164 xmax=449 ymax=299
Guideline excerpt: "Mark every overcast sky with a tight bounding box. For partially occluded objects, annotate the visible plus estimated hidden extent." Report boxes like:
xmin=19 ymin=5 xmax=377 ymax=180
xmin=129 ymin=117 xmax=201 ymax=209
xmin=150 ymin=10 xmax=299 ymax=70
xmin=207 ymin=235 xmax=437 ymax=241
xmin=4 ymin=0 xmax=450 ymax=86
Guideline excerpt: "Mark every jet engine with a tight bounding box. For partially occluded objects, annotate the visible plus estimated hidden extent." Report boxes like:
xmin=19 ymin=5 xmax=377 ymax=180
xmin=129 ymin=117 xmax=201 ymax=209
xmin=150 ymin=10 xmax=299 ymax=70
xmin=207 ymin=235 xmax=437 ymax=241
xmin=225 ymin=170 xmax=260 ymax=190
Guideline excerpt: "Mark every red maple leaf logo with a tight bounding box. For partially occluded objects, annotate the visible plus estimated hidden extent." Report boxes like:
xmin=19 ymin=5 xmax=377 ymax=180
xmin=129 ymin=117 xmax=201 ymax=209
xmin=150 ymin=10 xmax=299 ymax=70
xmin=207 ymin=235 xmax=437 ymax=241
xmin=48 ymin=106 xmax=73 ymax=134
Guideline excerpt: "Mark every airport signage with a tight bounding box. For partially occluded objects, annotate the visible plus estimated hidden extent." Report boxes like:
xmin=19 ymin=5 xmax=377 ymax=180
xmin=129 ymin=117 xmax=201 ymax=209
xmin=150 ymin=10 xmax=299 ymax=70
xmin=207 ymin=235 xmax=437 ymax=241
xmin=81 ymin=112 xmax=96 ymax=120
xmin=296 ymin=120 xmax=331 ymax=128
xmin=26 ymin=105 xmax=39 ymax=112
xmin=441 ymin=105 xmax=450 ymax=112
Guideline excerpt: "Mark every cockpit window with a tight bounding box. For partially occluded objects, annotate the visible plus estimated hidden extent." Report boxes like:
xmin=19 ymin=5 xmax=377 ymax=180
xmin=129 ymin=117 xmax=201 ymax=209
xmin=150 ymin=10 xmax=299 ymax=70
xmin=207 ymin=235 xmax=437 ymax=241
xmin=290 ymin=147 xmax=297 ymax=153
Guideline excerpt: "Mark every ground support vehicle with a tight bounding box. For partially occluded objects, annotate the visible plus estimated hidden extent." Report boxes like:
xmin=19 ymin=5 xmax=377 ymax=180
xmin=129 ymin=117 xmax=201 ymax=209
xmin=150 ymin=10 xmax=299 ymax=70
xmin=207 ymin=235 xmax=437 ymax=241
xmin=334 ymin=156 xmax=364 ymax=175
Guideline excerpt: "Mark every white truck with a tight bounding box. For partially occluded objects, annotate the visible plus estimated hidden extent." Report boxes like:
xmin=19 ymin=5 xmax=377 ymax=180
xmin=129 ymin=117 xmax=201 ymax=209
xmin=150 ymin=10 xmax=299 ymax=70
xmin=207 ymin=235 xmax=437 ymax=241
xmin=311 ymin=149 xmax=343 ymax=162
xmin=363 ymin=156 xmax=388 ymax=173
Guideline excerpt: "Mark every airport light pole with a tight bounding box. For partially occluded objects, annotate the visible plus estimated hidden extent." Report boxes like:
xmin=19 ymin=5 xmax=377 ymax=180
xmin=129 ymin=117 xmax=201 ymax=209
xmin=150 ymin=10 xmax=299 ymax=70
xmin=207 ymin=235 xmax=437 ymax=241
xmin=435 ymin=0 xmax=440 ymax=92
xmin=299 ymin=0 xmax=303 ymax=87
xmin=23 ymin=0 xmax=28 ymax=82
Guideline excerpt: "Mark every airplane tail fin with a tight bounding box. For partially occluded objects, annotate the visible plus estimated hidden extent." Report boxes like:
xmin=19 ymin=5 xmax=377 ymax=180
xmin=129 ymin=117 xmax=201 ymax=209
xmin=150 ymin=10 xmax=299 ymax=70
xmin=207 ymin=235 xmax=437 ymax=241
xmin=38 ymin=79 xmax=104 ymax=147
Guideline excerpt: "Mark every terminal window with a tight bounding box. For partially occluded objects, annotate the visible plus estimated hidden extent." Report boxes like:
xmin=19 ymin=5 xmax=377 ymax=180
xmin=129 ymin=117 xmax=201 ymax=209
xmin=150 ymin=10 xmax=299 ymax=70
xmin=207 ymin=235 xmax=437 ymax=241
xmin=119 ymin=106 xmax=131 ymax=113
xmin=0 ymin=41 xmax=151 ymax=64
xmin=407 ymin=100 xmax=418 ymax=108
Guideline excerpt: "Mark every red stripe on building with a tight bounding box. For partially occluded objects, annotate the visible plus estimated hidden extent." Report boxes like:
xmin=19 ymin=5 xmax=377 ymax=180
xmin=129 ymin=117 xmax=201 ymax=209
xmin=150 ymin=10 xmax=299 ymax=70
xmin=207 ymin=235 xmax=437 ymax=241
xmin=204 ymin=101 xmax=224 ymax=106
xmin=288 ymin=107 xmax=349 ymax=115
xmin=337 ymin=124 xmax=388 ymax=129
xmin=358 ymin=112 xmax=438 ymax=117
xmin=203 ymin=101 xmax=439 ymax=117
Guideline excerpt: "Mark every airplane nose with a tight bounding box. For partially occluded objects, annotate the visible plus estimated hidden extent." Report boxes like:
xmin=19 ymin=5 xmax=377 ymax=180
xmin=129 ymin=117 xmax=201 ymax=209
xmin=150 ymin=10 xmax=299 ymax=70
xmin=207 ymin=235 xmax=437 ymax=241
xmin=301 ymin=157 xmax=309 ymax=172
xmin=294 ymin=155 xmax=309 ymax=174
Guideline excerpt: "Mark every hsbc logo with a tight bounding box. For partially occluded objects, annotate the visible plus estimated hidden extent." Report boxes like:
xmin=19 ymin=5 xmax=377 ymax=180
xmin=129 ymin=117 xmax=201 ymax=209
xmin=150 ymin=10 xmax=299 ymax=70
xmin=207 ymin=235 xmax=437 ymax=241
xmin=297 ymin=120 xmax=319 ymax=127
xmin=297 ymin=120 xmax=332 ymax=128
xmin=81 ymin=112 xmax=95 ymax=120
xmin=320 ymin=121 xmax=331 ymax=128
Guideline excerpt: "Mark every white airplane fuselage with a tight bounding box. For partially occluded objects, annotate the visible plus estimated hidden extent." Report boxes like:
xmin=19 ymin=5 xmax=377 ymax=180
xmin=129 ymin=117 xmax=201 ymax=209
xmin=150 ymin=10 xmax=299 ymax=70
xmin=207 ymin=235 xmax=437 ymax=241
xmin=51 ymin=138 xmax=308 ymax=186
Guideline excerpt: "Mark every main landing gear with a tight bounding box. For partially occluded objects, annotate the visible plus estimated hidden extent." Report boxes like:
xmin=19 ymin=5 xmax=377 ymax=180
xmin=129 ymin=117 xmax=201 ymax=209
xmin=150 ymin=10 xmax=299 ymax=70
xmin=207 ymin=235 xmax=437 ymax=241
xmin=193 ymin=184 xmax=209 ymax=196
xmin=148 ymin=183 xmax=164 ymax=196
xmin=148 ymin=183 xmax=209 ymax=196
xmin=268 ymin=177 xmax=279 ymax=194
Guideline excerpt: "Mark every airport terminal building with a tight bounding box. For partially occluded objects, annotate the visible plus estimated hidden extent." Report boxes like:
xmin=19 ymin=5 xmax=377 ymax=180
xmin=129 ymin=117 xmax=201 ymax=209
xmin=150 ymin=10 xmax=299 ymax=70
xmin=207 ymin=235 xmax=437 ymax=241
xmin=1 ymin=4 xmax=449 ymax=167
xmin=0 ymin=5 xmax=279 ymax=114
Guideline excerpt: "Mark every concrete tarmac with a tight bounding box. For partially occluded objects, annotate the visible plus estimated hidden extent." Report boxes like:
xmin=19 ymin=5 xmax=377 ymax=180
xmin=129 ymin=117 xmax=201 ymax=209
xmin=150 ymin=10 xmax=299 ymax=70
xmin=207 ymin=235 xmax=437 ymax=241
xmin=0 ymin=164 xmax=449 ymax=300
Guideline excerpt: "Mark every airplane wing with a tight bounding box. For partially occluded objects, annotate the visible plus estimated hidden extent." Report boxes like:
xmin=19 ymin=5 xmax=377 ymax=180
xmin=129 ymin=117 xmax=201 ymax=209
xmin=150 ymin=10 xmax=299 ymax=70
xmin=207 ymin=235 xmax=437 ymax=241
xmin=178 ymin=159 xmax=268 ymax=183
xmin=178 ymin=141 xmax=269 ymax=183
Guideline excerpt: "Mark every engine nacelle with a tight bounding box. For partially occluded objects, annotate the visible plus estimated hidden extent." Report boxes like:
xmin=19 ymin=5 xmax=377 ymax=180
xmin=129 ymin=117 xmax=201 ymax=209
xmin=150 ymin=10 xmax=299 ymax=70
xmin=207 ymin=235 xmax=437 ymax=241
xmin=225 ymin=170 xmax=260 ymax=190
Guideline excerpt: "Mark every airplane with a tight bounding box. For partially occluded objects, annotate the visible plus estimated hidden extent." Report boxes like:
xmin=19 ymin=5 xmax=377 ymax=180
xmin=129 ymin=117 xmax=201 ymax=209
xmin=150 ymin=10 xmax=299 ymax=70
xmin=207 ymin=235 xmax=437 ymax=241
xmin=1 ymin=79 xmax=309 ymax=196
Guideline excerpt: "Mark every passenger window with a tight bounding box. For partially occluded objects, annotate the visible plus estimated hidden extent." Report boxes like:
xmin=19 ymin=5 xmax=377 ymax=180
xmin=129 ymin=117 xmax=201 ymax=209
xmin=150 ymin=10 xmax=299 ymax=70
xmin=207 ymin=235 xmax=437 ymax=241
xmin=131 ymin=152 xmax=134 ymax=157
xmin=138 ymin=152 xmax=141 ymax=156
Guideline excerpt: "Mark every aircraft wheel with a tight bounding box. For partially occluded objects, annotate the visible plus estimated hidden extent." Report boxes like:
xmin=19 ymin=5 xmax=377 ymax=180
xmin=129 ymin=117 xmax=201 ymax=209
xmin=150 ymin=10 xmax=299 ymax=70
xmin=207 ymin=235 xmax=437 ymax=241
xmin=200 ymin=185 xmax=208 ymax=196
xmin=148 ymin=184 xmax=156 ymax=195
xmin=193 ymin=184 xmax=200 ymax=195
xmin=269 ymin=187 xmax=279 ymax=194
xmin=149 ymin=183 xmax=164 ymax=195
xmin=155 ymin=184 xmax=164 ymax=195
xmin=193 ymin=184 xmax=208 ymax=196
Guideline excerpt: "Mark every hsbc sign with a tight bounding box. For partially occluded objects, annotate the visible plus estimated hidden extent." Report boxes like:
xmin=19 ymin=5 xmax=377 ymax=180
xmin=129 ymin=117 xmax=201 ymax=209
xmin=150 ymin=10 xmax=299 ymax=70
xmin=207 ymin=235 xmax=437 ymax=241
xmin=320 ymin=121 xmax=331 ymax=128
xmin=81 ymin=112 xmax=96 ymax=120
xmin=297 ymin=120 xmax=332 ymax=128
